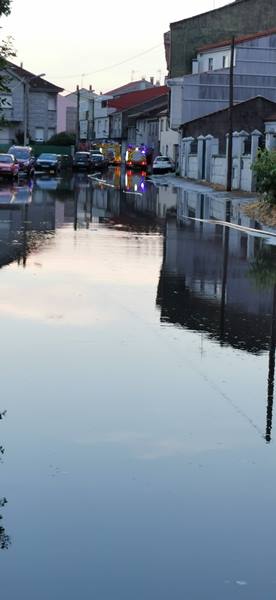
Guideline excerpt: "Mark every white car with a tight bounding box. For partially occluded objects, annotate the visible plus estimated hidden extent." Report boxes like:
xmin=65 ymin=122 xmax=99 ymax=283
xmin=152 ymin=156 xmax=175 ymax=174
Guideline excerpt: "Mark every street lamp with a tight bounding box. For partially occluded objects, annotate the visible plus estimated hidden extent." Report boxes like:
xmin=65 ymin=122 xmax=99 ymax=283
xmin=23 ymin=73 xmax=46 ymax=145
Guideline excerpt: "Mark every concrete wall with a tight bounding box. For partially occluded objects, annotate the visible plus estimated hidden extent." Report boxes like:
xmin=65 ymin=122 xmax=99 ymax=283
xmin=170 ymin=0 xmax=276 ymax=77
xmin=240 ymin=156 xmax=252 ymax=191
xmin=211 ymin=156 xmax=227 ymax=187
xmin=187 ymin=155 xmax=198 ymax=179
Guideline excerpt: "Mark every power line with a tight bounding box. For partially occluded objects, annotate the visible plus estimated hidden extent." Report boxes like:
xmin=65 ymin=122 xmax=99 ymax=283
xmin=48 ymin=43 xmax=163 ymax=81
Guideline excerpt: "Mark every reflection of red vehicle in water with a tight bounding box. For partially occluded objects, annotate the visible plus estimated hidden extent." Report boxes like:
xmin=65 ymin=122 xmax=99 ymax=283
xmin=125 ymin=145 xmax=152 ymax=170
xmin=0 ymin=181 xmax=33 ymax=206
xmin=125 ymin=170 xmax=147 ymax=193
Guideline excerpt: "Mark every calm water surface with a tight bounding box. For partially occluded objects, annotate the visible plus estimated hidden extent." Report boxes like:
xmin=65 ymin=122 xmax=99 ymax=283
xmin=1 ymin=171 xmax=276 ymax=599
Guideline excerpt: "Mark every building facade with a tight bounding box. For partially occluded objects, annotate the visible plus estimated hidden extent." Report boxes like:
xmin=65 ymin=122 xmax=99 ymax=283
xmin=0 ymin=62 xmax=62 ymax=144
xmin=168 ymin=0 xmax=276 ymax=78
xmin=169 ymin=28 xmax=276 ymax=129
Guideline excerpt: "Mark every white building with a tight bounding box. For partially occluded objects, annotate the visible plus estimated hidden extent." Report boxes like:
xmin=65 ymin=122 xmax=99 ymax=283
xmin=168 ymin=27 xmax=276 ymax=130
xmin=159 ymin=110 xmax=180 ymax=164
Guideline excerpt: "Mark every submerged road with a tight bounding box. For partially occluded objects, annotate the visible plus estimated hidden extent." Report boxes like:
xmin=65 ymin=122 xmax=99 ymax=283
xmin=0 ymin=171 xmax=275 ymax=599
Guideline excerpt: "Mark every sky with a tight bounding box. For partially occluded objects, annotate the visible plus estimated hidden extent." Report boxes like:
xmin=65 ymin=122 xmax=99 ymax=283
xmin=1 ymin=0 xmax=230 ymax=94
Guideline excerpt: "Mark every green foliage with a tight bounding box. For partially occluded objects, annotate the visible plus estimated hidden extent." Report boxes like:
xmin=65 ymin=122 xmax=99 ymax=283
xmin=249 ymin=245 xmax=276 ymax=289
xmin=47 ymin=131 xmax=75 ymax=146
xmin=252 ymin=149 xmax=276 ymax=203
xmin=0 ymin=0 xmax=11 ymax=15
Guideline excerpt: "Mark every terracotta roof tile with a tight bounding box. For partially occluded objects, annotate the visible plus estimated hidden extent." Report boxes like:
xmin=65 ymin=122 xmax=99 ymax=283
xmin=108 ymin=86 xmax=168 ymax=112
xmin=198 ymin=27 xmax=276 ymax=53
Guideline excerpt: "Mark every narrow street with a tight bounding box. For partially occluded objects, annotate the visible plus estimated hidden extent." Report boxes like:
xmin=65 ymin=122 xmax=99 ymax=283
xmin=1 ymin=169 xmax=276 ymax=599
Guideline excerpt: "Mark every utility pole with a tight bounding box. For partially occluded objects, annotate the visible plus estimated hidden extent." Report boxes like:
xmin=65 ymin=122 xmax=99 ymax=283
xmin=89 ymin=84 xmax=95 ymax=143
xmin=23 ymin=80 xmax=28 ymax=146
xmin=76 ymin=84 xmax=80 ymax=150
xmin=226 ymin=36 xmax=235 ymax=192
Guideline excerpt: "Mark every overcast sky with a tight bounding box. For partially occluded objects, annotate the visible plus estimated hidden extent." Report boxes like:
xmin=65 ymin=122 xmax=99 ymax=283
xmin=1 ymin=0 xmax=230 ymax=94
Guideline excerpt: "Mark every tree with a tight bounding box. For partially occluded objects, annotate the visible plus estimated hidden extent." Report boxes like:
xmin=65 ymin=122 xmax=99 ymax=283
xmin=0 ymin=0 xmax=11 ymax=16
xmin=47 ymin=131 xmax=76 ymax=146
xmin=252 ymin=149 xmax=276 ymax=203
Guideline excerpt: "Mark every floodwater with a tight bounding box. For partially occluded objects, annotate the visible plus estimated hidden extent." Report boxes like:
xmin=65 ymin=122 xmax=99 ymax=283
xmin=1 ymin=169 xmax=276 ymax=599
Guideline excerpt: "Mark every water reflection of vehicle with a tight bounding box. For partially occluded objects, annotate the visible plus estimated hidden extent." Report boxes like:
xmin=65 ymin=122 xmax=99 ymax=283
xmin=124 ymin=170 xmax=147 ymax=193
xmin=0 ymin=181 xmax=33 ymax=206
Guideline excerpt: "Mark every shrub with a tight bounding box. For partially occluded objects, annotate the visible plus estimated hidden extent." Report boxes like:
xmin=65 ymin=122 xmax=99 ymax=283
xmin=47 ymin=131 xmax=75 ymax=146
xmin=252 ymin=149 xmax=276 ymax=203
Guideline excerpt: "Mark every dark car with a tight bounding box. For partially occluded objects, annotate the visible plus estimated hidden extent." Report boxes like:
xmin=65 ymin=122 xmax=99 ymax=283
xmin=35 ymin=153 xmax=62 ymax=174
xmin=89 ymin=153 xmax=109 ymax=170
xmin=59 ymin=154 xmax=73 ymax=169
xmin=8 ymin=145 xmax=35 ymax=176
xmin=73 ymin=152 xmax=92 ymax=171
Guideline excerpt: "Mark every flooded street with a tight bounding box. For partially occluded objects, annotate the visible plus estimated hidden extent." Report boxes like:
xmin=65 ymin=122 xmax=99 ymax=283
xmin=1 ymin=169 xmax=276 ymax=599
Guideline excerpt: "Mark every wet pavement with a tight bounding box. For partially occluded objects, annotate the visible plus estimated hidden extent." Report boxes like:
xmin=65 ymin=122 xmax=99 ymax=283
xmin=1 ymin=169 xmax=276 ymax=599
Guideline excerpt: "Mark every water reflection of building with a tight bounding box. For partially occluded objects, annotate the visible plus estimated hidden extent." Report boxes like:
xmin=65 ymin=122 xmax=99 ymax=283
xmin=157 ymin=192 xmax=276 ymax=441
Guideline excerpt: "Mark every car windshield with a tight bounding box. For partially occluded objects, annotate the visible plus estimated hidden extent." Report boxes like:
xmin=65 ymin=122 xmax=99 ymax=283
xmin=38 ymin=154 xmax=57 ymax=160
xmin=75 ymin=154 xmax=89 ymax=161
xmin=91 ymin=154 xmax=103 ymax=159
xmin=9 ymin=148 xmax=30 ymax=159
xmin=155 ymin=157 xmax=170 ymax=162
xmin=0 ymin=155 xmax=12 ymax=163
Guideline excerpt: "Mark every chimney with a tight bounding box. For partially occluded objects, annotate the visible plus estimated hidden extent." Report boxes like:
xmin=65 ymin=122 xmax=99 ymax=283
xmin=150 ymin=76 xmax=154 ymax=85
xmin=20 ymin=62 xmax=23 ymax=69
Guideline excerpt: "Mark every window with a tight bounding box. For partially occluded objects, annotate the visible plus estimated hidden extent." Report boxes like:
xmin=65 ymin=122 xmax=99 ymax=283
xmin=35 ymin=127 xmax=45 ymax=142
xmin=160 ymin=120 xmax=164 ymax=132
xmin=208 ymin=57 xmax=213 ymax=71
xmin=101 ymin=100 xmax=107 ymax=108
xmin=166 ymin=118 xmax=169 ymax=131
xmin=222 ymin=55 xmax=227 ymax=68
xmin=48 ymin=96 xmax=56 ymax=111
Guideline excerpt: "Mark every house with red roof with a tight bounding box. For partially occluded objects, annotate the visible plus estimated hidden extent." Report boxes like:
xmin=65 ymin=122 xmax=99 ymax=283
xmin=94 ymin=85 xmax=168 ymax=155
xmin=109 ymin=86 xmax=168 ymax=154
xmin=93 ymin=80 xmax=160 ymax=140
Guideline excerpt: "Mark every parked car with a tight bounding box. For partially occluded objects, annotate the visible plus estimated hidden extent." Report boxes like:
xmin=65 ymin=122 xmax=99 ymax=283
xmin=59 ymin=154 xmax=73 ymax=169
xmin=0 ymin=153 xmax=20 ymax=180
xmin=35 ymin=153 xmax=62 ymax=174
xmin=8 ymin=145 xmax=35 ymax=176
xmin=73 ymin=152 xmax=92 ymax=171
xmin=89 ymin=153 xmax=109 ymax=170
xmin=152 ymin=156 xmax=175 ymax=174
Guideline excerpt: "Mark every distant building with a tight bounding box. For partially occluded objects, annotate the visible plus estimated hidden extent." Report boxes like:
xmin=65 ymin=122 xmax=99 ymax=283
xmin=108 ymin=86 xmax=168 ymax=153
xmin=57 ymin=88 xmax=98 ymax=139
xmin=167 ymin=0 xmax=276 ymax=78
xmin=0 ymin=61 xmax=62 ymax=144
xmin=158 ymin=110 xmax=180 ymax=164
xmin=169 ymin=28 xmax=276 ymax=129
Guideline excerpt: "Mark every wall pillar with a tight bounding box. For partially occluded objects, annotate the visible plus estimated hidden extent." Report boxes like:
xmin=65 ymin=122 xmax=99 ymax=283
xmin=197 ymin=135 xmax=205 ymax=179
xmin=250 ymin=129 xmax=262 ymax=192
xmin=181 ymin=137 xmax=194 ymax=177
xmin=204 ymin=134 xmax=214 ymax=182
